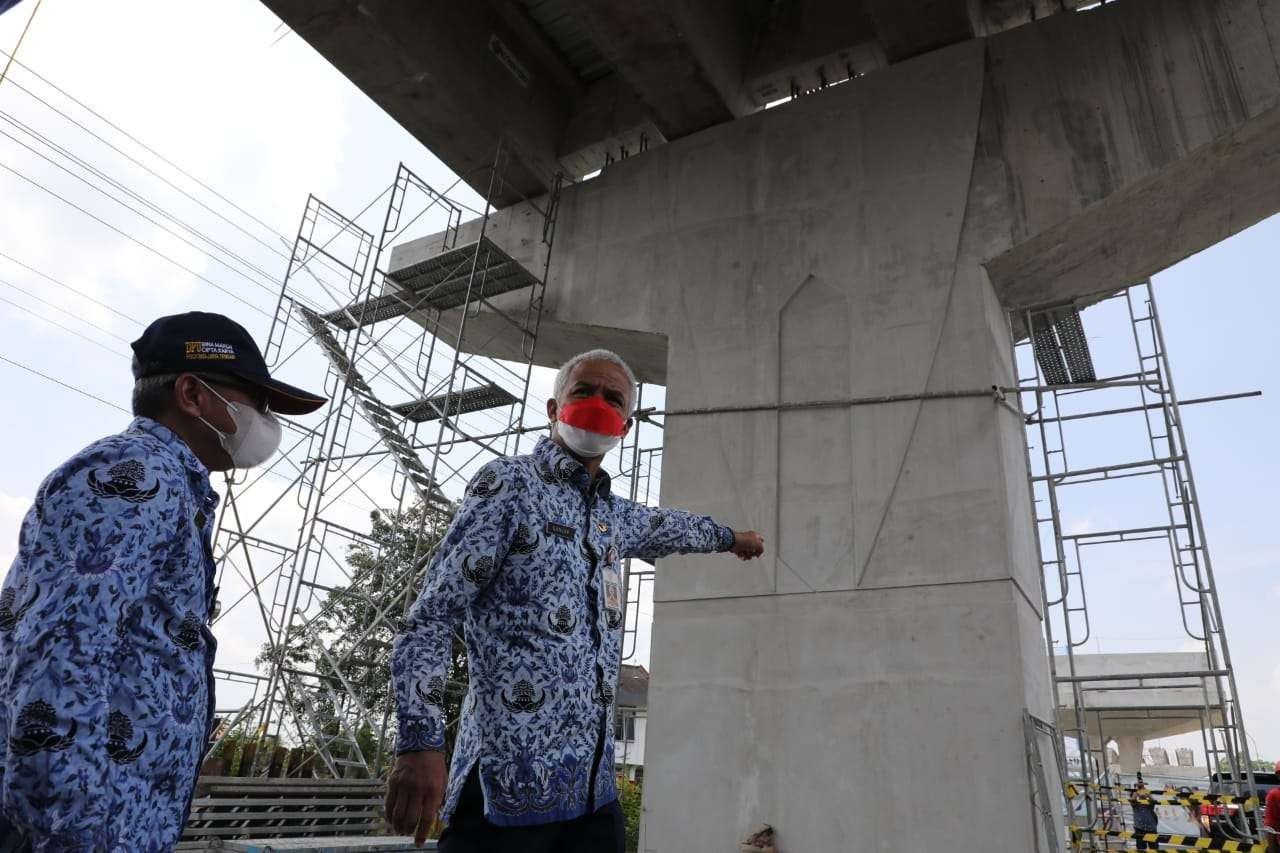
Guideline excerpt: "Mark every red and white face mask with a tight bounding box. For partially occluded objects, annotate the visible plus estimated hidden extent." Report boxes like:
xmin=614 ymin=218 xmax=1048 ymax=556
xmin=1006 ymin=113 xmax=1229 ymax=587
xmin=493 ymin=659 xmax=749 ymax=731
xmin=556 ymin=397 xmax=626 ymax=458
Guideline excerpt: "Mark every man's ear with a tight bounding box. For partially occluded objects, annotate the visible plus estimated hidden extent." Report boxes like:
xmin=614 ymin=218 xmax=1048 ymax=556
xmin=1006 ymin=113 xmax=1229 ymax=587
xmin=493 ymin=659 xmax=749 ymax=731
xmin=173 ymin=374 xmax=205 ymax=418
xmin=546 ymin=397 xmax=557 ymax=422
xmin=622 ymin=417 xmax=633 ymax=437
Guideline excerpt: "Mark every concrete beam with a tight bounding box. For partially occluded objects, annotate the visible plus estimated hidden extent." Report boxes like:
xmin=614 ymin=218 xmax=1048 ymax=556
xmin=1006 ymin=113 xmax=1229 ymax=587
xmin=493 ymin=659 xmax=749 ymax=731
xmin=558 ymin=74 xmax=666 ymax=178
xmin=558 ymin=0 xmax=752 ymax=139
xmin=1054 ymin=654 xmax=1221 ymax=744
xmin=744 ymin=0 xmax=885 ymax=103
xmin=984 ymin=0 xmax=1280 ymax=307
xmin=864 ymin=0 xmax=977 ymax=63
xmin=263 ymin=0 xmax=581 ymax=206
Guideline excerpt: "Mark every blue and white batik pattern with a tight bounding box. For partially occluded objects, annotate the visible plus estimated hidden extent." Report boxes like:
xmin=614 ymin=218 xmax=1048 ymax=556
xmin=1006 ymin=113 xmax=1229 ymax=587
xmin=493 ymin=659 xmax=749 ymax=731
xmin=392 ymin=437 xmax=734 ymax=828
xmin=0 ymin=418 xmax=219 ymax=852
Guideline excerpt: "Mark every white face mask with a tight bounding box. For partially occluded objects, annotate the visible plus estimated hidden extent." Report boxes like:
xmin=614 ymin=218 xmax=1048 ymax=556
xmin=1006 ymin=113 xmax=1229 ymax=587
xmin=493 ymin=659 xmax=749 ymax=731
xmin=197 ymin=379 xmax=282 ymax=468
xmin=556 ymin=422 xmax=621 ymax=458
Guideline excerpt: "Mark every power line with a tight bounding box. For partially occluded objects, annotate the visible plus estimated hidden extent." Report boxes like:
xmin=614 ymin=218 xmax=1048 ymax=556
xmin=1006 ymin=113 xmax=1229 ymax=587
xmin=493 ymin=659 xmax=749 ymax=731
xmin=0 ymin=159 xmax=273 ymax=319
xmin=0 ymin=276 xmax=132 ymax=343
xmin=0 ymin=121 xmax=285 ymax=305
xmin=0 ymin=352 xmax=129 ymax=414
xmin=0 ymin=108 xmax=285 ymax=288
xmin=0 ymin=50 xmax=292 ymax=258
xmin=0 ymin=249 xmax=141 ymax=326
xmin=0 ymin=57 xmax=475 ymax=291
xmin=0 ymin=293 xmax=129 ymax=359
xmin=0 ymin=55 xmax=373 ymax=289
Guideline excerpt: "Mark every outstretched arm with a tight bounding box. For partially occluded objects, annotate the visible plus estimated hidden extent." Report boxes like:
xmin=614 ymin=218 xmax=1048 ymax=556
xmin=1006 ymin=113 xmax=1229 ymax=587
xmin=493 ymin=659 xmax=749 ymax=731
xmin=615 ymin=498 xmax=764 ymax=562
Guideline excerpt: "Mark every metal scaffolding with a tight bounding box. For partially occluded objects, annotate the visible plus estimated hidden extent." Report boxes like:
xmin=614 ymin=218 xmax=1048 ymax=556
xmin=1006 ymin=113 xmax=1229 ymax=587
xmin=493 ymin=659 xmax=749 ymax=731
xmin=204 ymin=149 xmax=566 ymax=779
xmin=201 ymin=149 xmax=666 ymax=785
xmin=1014 ymin=281 xmax=1259 ymax=849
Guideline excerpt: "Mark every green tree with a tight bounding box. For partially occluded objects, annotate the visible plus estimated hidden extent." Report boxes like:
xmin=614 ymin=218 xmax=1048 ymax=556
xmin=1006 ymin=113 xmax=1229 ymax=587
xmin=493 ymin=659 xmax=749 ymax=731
xmin=257 ymin=501 xmax=467 ymax=774
xmin=1215 ymin=757 xmax=1276 ymax=774
xmin=616 ymin=776 xmax=642 ymax=852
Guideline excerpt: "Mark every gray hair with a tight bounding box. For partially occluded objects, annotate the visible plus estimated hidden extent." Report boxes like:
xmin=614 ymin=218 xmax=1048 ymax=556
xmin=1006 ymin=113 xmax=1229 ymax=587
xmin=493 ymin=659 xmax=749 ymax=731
xmin=132 ymin=373 xmax=182 ymax=418
xmin=553 ymin=349 xmax=638 ymax=411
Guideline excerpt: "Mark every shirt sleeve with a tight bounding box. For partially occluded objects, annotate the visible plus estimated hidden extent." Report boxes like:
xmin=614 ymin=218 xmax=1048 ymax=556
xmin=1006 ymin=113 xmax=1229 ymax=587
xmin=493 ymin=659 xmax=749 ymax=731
xmin=390 ymin=459 xmax=517 ymax=754
xmin=1 ymin=444 xmax=184 ymax=846
xmin=614 ymin=497 xmax=735 ymax=561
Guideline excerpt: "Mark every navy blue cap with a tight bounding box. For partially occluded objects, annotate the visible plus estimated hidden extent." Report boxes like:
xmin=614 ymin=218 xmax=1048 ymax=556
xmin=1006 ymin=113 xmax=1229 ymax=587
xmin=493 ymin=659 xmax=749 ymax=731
xmin=131 ymin=312 xmax=326 ymax=415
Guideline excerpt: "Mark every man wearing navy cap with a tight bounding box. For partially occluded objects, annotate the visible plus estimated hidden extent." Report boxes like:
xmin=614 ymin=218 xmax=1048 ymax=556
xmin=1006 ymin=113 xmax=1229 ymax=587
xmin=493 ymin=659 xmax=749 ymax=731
xmin=0 ymin=312 xmax=325 ymax=852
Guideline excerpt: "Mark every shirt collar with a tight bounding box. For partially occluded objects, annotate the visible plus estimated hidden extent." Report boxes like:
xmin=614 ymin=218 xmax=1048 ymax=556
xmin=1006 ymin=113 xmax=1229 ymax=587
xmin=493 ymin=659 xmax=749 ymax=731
xmin=534 ymin=436 xmax=612 ymax=497
xmin=128 ymin=417 xmax=220 ymax=508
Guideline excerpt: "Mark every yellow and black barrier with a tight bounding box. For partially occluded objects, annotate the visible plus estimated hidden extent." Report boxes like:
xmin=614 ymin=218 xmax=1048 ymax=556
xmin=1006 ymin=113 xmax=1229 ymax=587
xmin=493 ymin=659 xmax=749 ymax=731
xmin=1066 ymin=783 xmax=1259 ymax=810
xmin=1070 ymin=825 xmax=1257 ymax=850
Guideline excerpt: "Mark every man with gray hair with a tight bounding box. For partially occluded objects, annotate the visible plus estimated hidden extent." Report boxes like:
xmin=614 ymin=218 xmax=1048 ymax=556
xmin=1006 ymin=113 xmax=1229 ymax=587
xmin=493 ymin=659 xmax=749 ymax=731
xmin=387 ymin=349 xmax=764 ymax=851
xmin=0 ymin=312 xmax=325 ymax=851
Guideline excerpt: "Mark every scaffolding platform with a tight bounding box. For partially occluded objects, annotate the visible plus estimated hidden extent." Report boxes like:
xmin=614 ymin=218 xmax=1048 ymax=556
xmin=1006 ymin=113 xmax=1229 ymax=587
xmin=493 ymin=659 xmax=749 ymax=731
xmin=322 ymin=236 xmax=539 ymax=330
xmin=1031 ymin=304 xmax=1096 ymax=385
xmin=391 ymin=383 xmax=519 ymax=423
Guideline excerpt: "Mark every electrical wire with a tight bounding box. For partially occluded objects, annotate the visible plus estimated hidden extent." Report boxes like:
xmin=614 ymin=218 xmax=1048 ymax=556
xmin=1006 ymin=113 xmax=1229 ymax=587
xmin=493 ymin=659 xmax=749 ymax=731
xmin=0 ymin=352 xmax=129 ymax=414
xmin=0 ymin=51 xmax=293 ymax=260
xmin=0 ymin=58 xmax=367 ymax=287
xmin=0 ymin=291 xmax=129 ymax=359
xmin=0 ymin=121 xmax=284 ymax=303
xmin=0 ymin=276 xmax=132 ymax=342
xmin=0 ymin=108 xmax=285 ymax=287
xmin=0 ymin=159 xmax=273 ymax=319
xmin=0 ymin=54 xmax=533 ymax=500
xmin=0 ymin=249 xmax=141 ymax=326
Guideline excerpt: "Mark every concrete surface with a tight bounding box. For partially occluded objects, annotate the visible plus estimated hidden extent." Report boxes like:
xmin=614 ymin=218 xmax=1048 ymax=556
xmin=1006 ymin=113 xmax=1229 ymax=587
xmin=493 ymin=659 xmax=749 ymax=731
xmin=264 ymin=0 xmax=1084 ymax=201
xmin=373 ymin=0 xmax=1280 ymax=849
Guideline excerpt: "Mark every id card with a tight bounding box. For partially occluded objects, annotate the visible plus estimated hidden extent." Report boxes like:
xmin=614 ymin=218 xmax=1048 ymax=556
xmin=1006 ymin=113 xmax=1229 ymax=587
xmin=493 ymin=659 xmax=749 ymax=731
xmin=603 ymin=563 xmax=622 ymax=612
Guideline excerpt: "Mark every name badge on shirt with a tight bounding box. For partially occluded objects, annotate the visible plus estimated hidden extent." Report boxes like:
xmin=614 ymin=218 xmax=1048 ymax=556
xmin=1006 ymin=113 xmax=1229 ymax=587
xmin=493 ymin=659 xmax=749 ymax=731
xmin=603 ymin=563 xmax=622 ymax=612
xmin=545 ymin=521 xmax=576 ymax=541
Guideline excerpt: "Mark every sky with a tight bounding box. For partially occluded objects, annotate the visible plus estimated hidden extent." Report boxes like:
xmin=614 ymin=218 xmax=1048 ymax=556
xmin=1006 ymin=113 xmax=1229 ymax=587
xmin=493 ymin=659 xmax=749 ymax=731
xmin=0 ymin=0 xmax=1275 ymax=763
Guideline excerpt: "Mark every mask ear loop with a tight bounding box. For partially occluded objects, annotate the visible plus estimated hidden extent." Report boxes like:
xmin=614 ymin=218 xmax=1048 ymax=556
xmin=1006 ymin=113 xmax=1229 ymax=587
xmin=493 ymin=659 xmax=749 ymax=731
xmin=194 ymin=378 xmax=238 ymax=442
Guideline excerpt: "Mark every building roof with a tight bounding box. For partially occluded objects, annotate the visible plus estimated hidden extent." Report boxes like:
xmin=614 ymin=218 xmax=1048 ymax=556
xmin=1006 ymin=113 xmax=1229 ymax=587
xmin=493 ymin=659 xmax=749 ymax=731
xmin=617 ymin=664 xmax=649 ymax=709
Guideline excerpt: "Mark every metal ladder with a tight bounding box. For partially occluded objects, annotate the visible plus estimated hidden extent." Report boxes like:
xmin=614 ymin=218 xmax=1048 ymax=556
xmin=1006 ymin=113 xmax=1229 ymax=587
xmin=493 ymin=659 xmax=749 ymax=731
xmin=297 ymin=304 xmax=449 ymax=508
xmin=287 ymin=669 xmax=372 ymax=778
xmin=1016 ymin=281 xmax=1260 ymax=848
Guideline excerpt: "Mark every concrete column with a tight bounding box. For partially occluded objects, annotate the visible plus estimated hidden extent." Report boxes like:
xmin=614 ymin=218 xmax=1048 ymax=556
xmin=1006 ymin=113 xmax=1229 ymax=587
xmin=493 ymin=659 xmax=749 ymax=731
xmin=1117 ymin=737 xmax=1146 ymax=775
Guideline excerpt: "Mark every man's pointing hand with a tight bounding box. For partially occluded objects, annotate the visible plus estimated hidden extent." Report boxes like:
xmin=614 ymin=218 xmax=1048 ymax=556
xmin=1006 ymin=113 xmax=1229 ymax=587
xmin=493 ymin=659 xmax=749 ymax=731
xmin=730 ymin=531 xmax=765 ymax=560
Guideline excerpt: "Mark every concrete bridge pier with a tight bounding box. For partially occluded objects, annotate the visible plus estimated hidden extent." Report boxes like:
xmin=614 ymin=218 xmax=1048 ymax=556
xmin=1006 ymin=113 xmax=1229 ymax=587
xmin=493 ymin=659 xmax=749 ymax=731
xmin=375 ymin=1 xmax=1280 ymax=849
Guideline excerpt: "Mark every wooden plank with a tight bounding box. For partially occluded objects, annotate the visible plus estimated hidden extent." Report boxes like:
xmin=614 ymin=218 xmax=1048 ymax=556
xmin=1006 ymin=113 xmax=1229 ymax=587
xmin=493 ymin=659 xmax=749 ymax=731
xmin=183 ymin=823 xmax=380 ymax=838
xmin=186 ymin=810 xmax=379 ymax=822
xmin=186 ymin=788 xmax=381 ymax=804
xmin=199 ymin=785 xmax=382 ymax=797
xmin=199 ymin=778 xmax=383 ymax=788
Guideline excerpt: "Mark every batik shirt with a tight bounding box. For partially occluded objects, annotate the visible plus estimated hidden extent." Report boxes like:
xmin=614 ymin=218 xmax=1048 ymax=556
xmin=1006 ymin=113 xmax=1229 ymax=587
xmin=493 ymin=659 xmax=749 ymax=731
xmin=392 ymin=437 xmax=734 ymax=827
xmin=0 ymin=418 xmax=219 ymax=852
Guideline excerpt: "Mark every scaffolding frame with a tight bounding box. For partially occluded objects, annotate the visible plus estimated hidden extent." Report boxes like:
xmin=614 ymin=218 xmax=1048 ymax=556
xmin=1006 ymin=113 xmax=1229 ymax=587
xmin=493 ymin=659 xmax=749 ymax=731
xmin=205 ymin=147 xmax=567 ymax=779
xmin=202 ymin=147 xmax=667 ymax=786
xmin=1014 ymin=281 xmax=1259 ymax=849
